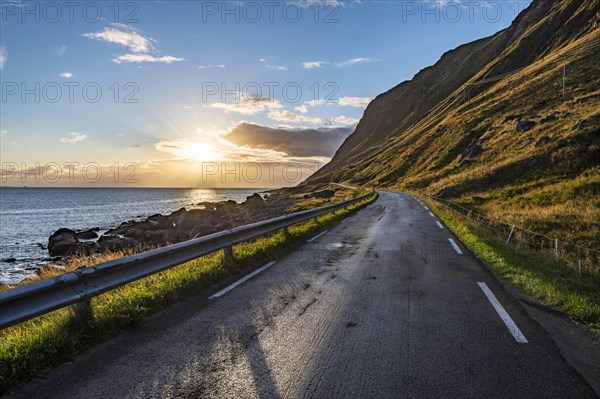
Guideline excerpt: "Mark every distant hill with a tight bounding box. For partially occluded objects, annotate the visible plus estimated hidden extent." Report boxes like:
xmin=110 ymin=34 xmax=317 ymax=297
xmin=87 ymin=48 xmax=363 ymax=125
xmin=305 ymin=0 xmax=600 ymax=248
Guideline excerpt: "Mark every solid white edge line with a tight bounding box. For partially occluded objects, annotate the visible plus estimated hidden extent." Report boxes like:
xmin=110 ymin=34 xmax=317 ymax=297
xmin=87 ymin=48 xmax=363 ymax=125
xmin=477 ymin=282 xmax=528 ymax=344
xmin=307 ymin=230 xmax=328 ymax=243
xmin=448 ymin=238 xmax=463 ymax=255
xmin=436 ymin=221 xmax=444 ymax=229
xmin=429 ymin=212 xmax=435 ymax=217
xmin=209 ymin=261 xmax=277 ymax=299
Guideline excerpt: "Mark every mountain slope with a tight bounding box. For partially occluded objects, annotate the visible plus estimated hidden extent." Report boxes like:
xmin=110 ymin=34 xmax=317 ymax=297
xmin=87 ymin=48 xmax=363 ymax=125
xmin=305 ymin=0 xmax=600 ymax=250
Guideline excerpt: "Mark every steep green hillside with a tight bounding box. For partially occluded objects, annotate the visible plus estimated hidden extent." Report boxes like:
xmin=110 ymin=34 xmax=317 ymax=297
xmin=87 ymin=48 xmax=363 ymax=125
xmin=306 ymin=0 xmax=600 ymax=252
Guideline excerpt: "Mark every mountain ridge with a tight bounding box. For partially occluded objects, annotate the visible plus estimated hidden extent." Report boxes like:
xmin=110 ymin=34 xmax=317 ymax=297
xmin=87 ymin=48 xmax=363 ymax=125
xmin=304 ymin=0 xmax=600 ymax=249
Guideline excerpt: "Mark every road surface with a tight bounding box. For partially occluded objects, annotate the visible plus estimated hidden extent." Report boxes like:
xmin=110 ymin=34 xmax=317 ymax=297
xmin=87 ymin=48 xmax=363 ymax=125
xmin=8 ymin=191 xmax=596 ymax=398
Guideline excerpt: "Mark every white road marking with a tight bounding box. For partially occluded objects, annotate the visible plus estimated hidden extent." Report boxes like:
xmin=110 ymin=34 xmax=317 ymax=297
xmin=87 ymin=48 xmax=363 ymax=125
xmin=424 ymin=206 xmax=429 ymax=210
xmin=357 ymin=209 xmax=364 ymax=215
xmin=307 ymin=230 xmax=328 ymax=243
xmin=342 ymin=218 xmax=351 ymax=223
xmin=429 ymin=212 xmax=435 ymax=217
xmin=448 ymin=238 xmax=463 ymax=254
xmin=477 ymin=282 xmax=528 ymax=344
xmin=436 ymin=221 xmax=444 ymax=229
xmin=209 ymin=261 xmax=277 ymax=299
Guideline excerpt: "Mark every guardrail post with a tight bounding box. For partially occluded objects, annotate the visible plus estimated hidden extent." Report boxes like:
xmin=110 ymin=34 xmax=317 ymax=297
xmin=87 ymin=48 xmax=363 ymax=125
xmin=555 ymin=238 xmax=559 ymax=260
xmin=313 ymin=216 xmax=318 ymax=224
xmin=283 ymin=226 xmax=291 ymax=238
xmin=223 ymin=246 xmax=234 ymax=264
xmin=74 ymin=298 xmax=92 ymax=324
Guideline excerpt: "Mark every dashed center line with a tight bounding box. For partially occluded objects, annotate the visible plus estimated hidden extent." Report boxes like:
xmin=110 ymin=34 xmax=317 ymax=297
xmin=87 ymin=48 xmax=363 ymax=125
xmin=436 ymin=221 xmax=444 ymax=229
xmin=429 ymin=212 xmax=435 ymax=217
xmin=307 ymin=230 xmax=328 ymax=243
xmin=448 ymin=238 xmax=463 ymax=254
xmin=209 ymin=261 xmax=277 ymax=299
xmin=477 ymin=282 xmax=528 ymax=344
xmin=424 ymin=206 xmax=429 ymax=210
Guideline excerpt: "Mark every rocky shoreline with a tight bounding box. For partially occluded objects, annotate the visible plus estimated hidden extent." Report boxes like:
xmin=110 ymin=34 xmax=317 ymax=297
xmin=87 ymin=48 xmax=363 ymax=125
xmin=45 ymin=188 xmax=339 ymax=263
xmin=46 ymin=192 xmax=295 ymax=259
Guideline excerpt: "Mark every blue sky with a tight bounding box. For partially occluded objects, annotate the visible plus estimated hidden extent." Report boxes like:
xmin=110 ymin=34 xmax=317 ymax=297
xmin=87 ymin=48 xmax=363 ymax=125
xmin=0 ymin=0 xmax=532 ymax=187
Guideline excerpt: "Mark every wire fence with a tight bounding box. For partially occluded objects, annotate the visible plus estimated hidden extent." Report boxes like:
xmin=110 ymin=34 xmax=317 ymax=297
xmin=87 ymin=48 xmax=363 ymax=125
xmin=416 ymin=191 xmax=600 ymax=276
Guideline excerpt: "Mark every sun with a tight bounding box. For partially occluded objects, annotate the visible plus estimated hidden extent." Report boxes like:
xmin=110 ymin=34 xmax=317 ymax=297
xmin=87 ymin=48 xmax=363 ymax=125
xmin=182 ymin=142 xmax=216 ymax=161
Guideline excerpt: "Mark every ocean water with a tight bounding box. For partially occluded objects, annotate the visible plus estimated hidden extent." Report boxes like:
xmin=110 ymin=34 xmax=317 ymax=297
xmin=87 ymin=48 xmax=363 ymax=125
xmin=0 ymin=187 xmax=265 ymax=284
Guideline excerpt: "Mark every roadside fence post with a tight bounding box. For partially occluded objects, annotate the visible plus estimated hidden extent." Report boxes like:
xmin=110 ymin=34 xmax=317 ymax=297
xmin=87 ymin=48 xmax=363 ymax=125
xmin=555 ymin=238 xmax=559 ymax=260
xmin=506 ymin=225 xmax=516 ymax=245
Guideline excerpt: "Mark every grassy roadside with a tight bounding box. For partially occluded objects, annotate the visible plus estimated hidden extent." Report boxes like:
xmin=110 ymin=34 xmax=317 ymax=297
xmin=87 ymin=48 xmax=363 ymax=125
xmin=420 ymin=195 xmax=600 ymax=335
xmin=0 ymin=193 xmax=377 ymax=395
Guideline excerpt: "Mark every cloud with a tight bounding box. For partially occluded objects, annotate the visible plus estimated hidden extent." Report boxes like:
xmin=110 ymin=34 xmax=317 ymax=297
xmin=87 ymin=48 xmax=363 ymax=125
xmin=209 ymin=97 xmax=283 ymax=115
xmin=198 ymin=64 xmax=226 ymax=69
xmin=302 ymin=61 xmax=327 ymax=69
xmin=0 ymin=130 xmax=7 ymax=137
xmin=0 ymin=46 xmax=6 ymax=70
xmin=259 ymin=58 xmax=288 ymax=71
xmin=84 ymin=23 xmax=183 ymax=65
xmin=222 ymin=122 xmax=354 ymax=158
xmin=113 ymin=54 xmax=184 ymax=64
xmin=338 ymin=96 xmax=373 ymax=107
xmin=335 ymin=57 xmax=379 ymax=67
xmin=60 ymin=72 xmax=73 ymax=78
xmin=54 ymin=45 xmax=67 ymax=56
xmin=295 ymin=105 xmax=308 ymax=114
xmin=83 ymin=23 xmax=155 ymax=53
xmin=60 ymin=132 xmax=88 ymax=144
xmin=268 ymin=110 xmax=359 ymax=127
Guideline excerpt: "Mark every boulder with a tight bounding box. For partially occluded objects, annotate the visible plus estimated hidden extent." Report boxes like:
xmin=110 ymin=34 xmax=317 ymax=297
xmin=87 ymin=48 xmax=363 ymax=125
xmin=77 ymin=229 xmax=98 ymax=240
xmin=540 ymin=113 xmax=559 ymax=123
xmin=48 ymin=228 xmax=79 ymax=256
xmin=535 ymin=136 xmax=552 ymax=147
xmin=2 ymin=257 xmax=17 ymax=263
xmin=516 ymin=119 xmax=536 ymax=132
xmin=243 ymin=193 xmax=265 ymax=208
xmin=97 ymin=237 xmax=138 ymax=253
xmin=461 ymin=139 xmax=483 ymax=161
xmin=67 ymin=242 xmax=99 ymax=256
xmin=519 ymin=140 xmax=531 ymax=148
xmin=572 ymin=119 xmax=590 ymax=130
xmin=312 ymin=189 xmax=335 ymax=199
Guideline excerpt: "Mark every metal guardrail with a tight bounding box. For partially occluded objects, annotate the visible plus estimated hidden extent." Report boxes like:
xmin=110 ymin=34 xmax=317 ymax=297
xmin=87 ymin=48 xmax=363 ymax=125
xmin=0 ymin=192 xmax=376 ymax=330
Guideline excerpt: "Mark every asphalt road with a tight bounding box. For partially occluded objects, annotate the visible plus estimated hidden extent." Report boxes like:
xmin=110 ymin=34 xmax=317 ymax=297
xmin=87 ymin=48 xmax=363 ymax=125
xmin=8 ymin=191 xmax=596 ymax=398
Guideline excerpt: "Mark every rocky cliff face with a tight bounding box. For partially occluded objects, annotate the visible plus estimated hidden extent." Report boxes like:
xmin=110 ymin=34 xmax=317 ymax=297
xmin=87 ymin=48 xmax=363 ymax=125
xmin=304 ymin=0 xmax=600 ymax=248
xmin=307 ymin=0 xmax=599 ymax=186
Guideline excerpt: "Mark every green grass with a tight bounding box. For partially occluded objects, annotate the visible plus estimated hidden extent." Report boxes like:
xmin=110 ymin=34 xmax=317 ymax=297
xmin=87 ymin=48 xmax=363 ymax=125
xmin=422 ymin=195 xmax=600 ymax=335
xmin=0 ymin=193 xmax=377 ymax=395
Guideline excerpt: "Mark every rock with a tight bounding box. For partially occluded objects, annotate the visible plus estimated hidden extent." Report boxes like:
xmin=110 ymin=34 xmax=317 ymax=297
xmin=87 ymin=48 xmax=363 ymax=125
xmin=540 ymin=112 xmax=559 ymax=123
xmin=461 ymin=139 xmax=483 ymax=161
xmin=48 ymin=228 xmax=79 ymax=256
xmin=2 ymin=257 xmax=17 ymax=263
xmin=97 ymin=237 xmax=138 ymax=253
xmin=516 ymin=119 xmax=536 ymax=132
xmin=519 ymin=140 xmax=531 ymax=148
xmin=535 ymin=136 xmax=552 ymax=147
xmin=437 ymin=187 xmax=459 ymax=199
xmin=572 ymin=119 xmax=590 ymax=130
xmin=472 ymin=196 xmax=485 ymax=204
xmin=77 ymin=229 xmax=98 ymax=240
xmin=98 ymin=234 xmax=118 ymax=242
xmin=67 ymin=242 xmax=99 ymax=256
xmin=312 ymin=189 xmax=335 ymax=199
xmin=504 ymin=114 xmax=520 ymax=122
xmin=243 ymin=193 xmax=265 ymax=208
